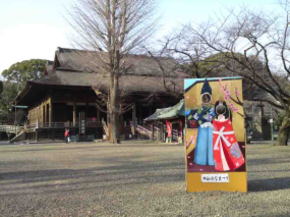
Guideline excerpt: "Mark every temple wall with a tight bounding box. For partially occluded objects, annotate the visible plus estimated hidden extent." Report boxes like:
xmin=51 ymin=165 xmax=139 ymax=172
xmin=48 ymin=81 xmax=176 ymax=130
xmin=27 ymin=97 xmax=52 ymax=126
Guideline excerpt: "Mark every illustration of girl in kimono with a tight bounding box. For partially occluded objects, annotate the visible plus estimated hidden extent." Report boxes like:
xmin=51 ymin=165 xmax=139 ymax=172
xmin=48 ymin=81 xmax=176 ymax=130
xmin=212 ymin=100 xmax=245 ymax=171
xmin=186 ymin=80 xmax=215 ymax=166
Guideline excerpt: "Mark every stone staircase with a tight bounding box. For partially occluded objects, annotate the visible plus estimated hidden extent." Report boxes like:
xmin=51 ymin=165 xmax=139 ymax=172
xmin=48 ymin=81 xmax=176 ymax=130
xmin=0 ymin=124 xmax=25 ymax=143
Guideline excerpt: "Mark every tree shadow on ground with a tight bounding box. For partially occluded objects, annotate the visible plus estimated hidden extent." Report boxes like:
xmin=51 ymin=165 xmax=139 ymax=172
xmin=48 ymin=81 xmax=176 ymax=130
xmin=0 ymin=143 xmax=178 ymax=153
xmin=0 ymin=158 xmax=185 ymax=197
xmin=247 ymin=157 xmax=290 ymax=166
xmin=248 ymin=177 xmax=290 ymax=192
xmin=0 ymin=162 xmax=183 ymax=182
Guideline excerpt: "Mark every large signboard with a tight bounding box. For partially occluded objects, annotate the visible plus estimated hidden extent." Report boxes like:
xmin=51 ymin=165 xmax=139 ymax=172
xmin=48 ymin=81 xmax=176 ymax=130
xmin=184 ymin=77 xmax=247 ymax=192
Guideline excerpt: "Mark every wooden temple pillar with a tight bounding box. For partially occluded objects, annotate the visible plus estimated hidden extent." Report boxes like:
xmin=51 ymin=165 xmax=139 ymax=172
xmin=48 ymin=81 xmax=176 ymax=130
xmin=43 ymin=104 xmax=46 ymax=125
xmin=151 ymin=123 xmax=155 ymax=141
xmin=73 ymin=103 xmax=77 ymax=127
xmin=96 ymin=108 xmax=100 ymax=122
xmin=132 ymin=104 xmax=137 ymax=138
xmin=49 ymin=102 xmax=52 ymax=127
xmin=48 ymin=97 xmax=55 ymax=140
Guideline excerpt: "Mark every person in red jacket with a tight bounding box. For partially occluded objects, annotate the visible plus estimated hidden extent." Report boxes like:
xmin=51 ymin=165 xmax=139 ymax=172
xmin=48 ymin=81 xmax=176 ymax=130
xmin=165 ymin=120 xmax=172 ymax=143
xmin=64 ymin=128 xmax=70 ymax=143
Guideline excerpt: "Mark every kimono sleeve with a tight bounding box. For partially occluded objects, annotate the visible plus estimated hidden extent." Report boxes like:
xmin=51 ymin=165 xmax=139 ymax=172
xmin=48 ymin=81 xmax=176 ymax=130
xmin=185 ymin=109 xmax=199 ymax=128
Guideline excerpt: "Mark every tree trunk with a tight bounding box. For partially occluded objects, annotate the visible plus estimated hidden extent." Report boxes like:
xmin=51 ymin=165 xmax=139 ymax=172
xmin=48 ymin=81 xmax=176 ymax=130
xmin=109 ymin=74 xmax=120 ymax=144
xmin=277 ymin=127 xmax=289 ymax=146
xmin=276 ymin=110 xmax=290 ymax=146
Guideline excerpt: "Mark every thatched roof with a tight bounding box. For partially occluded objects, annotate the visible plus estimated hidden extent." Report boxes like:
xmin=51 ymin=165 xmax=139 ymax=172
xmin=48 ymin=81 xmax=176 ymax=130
xmin=40 ymin=47 xmax=188 ymax=94
xmin=53 ymin=47 xmax=187 ymax=77
xmin=16 ymin=47 xmax=188 ymax=105
xmin=33 ymin=70 xmax=185 ymax=95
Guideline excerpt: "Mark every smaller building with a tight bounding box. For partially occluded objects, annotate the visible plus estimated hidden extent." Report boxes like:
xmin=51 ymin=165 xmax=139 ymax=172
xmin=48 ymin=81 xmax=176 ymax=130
xmin=144 ymin=100 xmax=184 ymax=142
xmin=244 ymin=100 xmax=277 ymax=141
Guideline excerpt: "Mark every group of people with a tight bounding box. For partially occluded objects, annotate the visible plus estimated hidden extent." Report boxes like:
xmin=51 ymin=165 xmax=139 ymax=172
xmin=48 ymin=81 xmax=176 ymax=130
xmin=186 ymin=80 xmax=245 ymax=172
xmin=165 ymin=120 xmax=183 ymax=144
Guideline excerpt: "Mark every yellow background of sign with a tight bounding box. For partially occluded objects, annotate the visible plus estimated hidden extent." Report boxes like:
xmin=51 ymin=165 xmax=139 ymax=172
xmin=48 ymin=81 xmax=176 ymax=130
xmin=184 ymin=78 xmax=247 ymax=192
xmin=186 ymin=172 xmax=248 ymax=192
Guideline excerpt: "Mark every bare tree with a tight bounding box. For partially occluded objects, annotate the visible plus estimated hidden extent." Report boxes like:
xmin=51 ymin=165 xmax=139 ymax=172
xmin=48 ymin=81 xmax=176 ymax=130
xmin=158 ymin=7 xmax=290 ymax=145
xmin=69 ymin=0 xmax=156 ymax=143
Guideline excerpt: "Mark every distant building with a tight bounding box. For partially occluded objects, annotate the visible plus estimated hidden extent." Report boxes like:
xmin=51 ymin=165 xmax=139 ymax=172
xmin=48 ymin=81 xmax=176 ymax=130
xmin=15 ymin=47 xmax=188 ymax=141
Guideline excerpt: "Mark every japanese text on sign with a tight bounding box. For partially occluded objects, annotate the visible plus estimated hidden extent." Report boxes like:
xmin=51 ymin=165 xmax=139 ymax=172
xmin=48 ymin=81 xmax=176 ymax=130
xmin=201 ymin=174 xmax=229 ymax=183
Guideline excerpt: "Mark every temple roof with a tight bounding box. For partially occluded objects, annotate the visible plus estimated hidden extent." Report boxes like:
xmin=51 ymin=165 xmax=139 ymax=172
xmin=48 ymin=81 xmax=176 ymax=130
xmin=16 ymin=47 xmax=188 ymax=106
xmin=52 ymin=47 xmax=187 ymax=77
xmin=32 ymin=70 xmax=185 ymax=94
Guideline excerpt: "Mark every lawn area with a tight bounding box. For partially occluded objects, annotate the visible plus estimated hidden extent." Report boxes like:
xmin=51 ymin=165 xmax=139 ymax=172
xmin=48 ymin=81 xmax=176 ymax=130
xmin=0 ymin=141 xmax=290 ymax=217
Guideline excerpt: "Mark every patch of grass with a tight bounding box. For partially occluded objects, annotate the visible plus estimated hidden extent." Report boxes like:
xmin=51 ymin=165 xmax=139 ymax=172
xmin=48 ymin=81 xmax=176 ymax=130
xmin=0 ymin=141 xmax=289 ymax=217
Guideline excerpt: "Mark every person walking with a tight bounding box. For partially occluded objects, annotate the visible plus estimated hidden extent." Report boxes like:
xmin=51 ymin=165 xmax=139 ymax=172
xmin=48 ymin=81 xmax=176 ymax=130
xmin=64 ymin=128 xmax=70 ymax=143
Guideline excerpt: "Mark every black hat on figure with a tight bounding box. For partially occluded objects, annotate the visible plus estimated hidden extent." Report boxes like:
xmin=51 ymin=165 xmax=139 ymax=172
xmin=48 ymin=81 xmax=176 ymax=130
xmin=200 ymin=79 xmax=212 ymax=104
xmin=201 ymin=79 xmax=212 ymax=96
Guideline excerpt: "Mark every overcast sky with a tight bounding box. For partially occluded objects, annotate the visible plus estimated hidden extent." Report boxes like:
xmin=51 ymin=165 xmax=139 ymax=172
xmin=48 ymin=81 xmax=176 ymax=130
xmin=0 ymin=0 xmax=281 ymax=73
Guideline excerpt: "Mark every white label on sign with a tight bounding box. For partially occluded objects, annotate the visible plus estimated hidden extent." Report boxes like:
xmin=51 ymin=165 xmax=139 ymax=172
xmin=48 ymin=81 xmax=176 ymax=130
xmin=201 ymin=174 xmax=229 ymax=183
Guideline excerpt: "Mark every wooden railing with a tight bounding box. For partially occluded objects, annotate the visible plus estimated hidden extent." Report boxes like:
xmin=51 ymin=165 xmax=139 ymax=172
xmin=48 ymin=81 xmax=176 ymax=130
xmin=134 ymin=123 xmax=179 ymax=141
xmin=0 ymin=125 xmax=24 ymax=134
xmin=27 ymin=121 xmax=102 ymax=129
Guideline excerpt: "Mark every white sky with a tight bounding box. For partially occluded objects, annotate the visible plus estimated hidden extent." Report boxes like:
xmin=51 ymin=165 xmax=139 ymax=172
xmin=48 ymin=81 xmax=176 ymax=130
xmin=0 ymin=0 xmax=281 ymax=73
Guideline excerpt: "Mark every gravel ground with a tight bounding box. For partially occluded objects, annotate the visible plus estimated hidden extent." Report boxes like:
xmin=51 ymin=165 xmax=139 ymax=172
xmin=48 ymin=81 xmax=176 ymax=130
xmin=0 ymin=140 xmax=289 ymax=217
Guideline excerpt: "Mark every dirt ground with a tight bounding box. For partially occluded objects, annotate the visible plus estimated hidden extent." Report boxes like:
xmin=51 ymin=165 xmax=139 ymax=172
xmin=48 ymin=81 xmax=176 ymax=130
xmin=0 ymin=140 xmax=289 ymax=217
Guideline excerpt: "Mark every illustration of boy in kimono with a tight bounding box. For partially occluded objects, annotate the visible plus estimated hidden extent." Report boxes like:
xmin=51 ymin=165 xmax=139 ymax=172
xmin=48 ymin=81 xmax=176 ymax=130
xmin=186 ymin=80 xmax=215 ymax=166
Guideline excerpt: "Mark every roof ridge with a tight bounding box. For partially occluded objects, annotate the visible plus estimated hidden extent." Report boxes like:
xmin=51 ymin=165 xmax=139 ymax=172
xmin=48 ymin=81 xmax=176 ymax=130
xmin=56 ymin=47 xmax=175 ymax=61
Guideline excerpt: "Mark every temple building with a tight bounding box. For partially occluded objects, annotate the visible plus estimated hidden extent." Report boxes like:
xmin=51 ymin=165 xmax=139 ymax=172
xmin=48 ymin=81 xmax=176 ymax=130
xmin=15 ymin=47 xmax=188 ymax=141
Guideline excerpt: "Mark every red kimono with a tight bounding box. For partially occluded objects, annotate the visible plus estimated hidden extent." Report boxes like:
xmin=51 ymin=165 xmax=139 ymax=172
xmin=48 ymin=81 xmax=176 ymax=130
xmin=212 ymin=119 xmax=244 ymax=171
xmin=166 ymin=120 xmax=172 ymax=137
